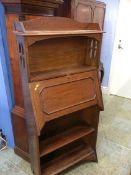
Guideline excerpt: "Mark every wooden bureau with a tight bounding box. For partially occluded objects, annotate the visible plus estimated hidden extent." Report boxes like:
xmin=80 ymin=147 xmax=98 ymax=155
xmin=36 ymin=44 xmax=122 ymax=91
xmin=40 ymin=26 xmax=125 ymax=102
xmin=14 ymin=16 xmax=103 ymax=175
xmin=1 ymin=0 xmax=106 ymax=162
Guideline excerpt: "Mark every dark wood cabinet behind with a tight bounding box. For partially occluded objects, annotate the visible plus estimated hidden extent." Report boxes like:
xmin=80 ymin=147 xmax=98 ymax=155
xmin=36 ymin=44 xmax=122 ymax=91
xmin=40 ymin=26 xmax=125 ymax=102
xmin=71 ymin=0 xmax=106 ymax=29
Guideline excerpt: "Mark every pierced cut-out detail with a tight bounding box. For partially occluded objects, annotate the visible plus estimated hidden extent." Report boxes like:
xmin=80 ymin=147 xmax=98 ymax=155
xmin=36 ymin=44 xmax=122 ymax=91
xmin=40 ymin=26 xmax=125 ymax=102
xmin=94 ymin=41 xmax=98 ymax=58
xmin=94 ymin=50 xmax=97 ymax=58
xmin=20 ymin=56 xmax=25 ymax=68
xmin=22 ymin=56 xmax=25 ymax=68
xmin=20 ymin=55 xmax=23 ymax=64
xmin=21 ymin=44 xmax=24 ymax=55
xmin=90 ymin=49 xmax=93 ymax=59
xmin=95 ymin=41 xmax=98 ymax=48
xmin=89 ymin=39 xmax=98 ymax=59
xmin=90 ymin=40 xmax=94 ymax=59
xmin=91 ymin=40 xmax=94 ymax=48
xmin=19 ymin=43 xmax=24 ymax=55
xmin=19 ymin=42 xmax=25 ymax=69
xmin=19 ymin=43 xmax=21 ymax=53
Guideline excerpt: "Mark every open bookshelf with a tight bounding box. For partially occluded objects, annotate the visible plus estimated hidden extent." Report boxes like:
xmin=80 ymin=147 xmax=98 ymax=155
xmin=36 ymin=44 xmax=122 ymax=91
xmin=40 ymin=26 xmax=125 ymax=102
xmin=41 ymin=141 xmax=95 ymax=175
xmin=39 ymin=124 xmax=95 ymax=157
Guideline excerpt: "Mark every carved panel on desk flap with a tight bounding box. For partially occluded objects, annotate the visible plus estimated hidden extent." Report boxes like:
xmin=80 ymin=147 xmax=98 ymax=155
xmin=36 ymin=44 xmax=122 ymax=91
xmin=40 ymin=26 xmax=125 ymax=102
xmin=39 ymin=77 xmax=96 ymax=115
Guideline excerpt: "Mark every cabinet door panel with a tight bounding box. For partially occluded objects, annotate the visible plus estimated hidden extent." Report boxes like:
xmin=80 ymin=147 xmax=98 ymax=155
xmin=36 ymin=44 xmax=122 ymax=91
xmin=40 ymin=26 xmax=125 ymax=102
xmin=72 ymin=0 xmax=106 ymax=30
xmin=75 ymin=2 xmax=93 ymax=23
xmin=74 ymin=0 xmax=93 ymax=22
xmin=93 ymin=5 xmax=106 ymax=29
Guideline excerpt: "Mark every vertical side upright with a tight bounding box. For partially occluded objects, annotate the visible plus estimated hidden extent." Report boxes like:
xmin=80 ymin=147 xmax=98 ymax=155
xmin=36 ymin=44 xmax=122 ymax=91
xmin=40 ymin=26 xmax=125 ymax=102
xmin=16 ymin=35 xmax=41 ymax=175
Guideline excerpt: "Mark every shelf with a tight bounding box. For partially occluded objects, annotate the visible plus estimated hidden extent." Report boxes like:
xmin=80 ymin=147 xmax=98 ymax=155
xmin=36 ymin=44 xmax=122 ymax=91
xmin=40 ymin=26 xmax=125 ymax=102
xmin=41 ymin=141 xmax=95 ymax=175
xmin=15 ymin=29 xmax=103 ymax=36
xmin=30 ymin=66 xmax=96 ymax=82
xmin=40 ymin=124 xmax=95 ymax=157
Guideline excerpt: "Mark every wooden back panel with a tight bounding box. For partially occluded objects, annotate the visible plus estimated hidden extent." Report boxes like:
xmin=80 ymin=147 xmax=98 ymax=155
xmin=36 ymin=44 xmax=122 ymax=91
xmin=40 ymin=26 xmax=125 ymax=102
xmin=29 ymin=36 xmax=87 ymax=74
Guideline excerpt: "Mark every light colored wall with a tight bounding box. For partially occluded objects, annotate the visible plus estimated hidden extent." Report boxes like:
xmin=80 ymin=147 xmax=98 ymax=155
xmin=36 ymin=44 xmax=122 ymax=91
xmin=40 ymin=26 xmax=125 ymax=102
xmin=100 ymin=0 xmax=120 ymax=87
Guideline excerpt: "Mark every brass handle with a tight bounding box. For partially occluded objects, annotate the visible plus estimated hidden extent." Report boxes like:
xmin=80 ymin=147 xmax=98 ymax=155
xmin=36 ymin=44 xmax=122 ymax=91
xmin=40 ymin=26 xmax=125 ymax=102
xmin=34 ymin=84 xmax=40 ymax=91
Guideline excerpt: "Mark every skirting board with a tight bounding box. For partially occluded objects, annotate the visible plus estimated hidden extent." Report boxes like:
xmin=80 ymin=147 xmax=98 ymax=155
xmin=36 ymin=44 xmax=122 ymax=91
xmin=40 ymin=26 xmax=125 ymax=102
xmin=101 ymin=86 xmax=109 ymax=95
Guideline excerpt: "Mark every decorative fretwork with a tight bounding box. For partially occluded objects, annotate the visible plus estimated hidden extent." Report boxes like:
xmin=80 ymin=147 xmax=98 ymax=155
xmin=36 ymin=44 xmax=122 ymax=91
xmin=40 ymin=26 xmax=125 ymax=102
xmin=89 ymin=39 xmax=98 ymax=59
xmin=19 ymin=43 xmax=25 ymax=68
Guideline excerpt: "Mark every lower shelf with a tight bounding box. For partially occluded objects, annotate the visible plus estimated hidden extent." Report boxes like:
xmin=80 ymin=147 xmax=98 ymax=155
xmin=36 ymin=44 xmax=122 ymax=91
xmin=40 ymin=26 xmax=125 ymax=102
xmin=40 ymin=124 xmax=95 ymax=157
xmin=41 ymin=141 xmax=96 ymax=175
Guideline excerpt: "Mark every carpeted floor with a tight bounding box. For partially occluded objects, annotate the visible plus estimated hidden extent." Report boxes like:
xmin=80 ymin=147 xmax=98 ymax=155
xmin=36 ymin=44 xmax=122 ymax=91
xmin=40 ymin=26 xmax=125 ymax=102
xmin=0 ymin=95 xmax=131 ymax=175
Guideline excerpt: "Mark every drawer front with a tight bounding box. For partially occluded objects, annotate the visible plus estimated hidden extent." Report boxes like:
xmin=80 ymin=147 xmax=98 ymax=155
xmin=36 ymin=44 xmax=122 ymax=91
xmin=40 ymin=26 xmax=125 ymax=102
xmin=40 ymin=77 xmax=96 ymax=114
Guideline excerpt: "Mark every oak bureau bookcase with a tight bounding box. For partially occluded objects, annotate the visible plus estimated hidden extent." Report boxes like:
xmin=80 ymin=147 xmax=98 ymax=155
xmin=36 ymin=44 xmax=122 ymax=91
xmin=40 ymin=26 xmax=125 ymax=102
xmin=14 ymin=16 xmax=104 ymax=175
xmin=1 ymin=0 xmax=106 ymax=164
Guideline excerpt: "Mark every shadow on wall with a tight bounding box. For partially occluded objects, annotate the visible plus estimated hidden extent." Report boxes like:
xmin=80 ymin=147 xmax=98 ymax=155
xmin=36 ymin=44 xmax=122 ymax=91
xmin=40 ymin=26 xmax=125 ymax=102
xmin=0 ymin=3 xmax=14 ymax=148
